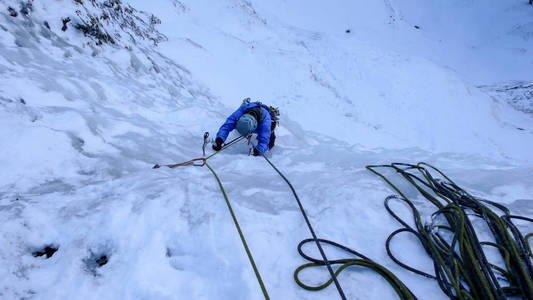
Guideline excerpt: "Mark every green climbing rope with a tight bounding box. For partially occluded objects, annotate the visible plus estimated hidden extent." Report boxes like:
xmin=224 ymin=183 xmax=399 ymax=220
xmin=205 ymin=135 xmax=246 ymax=160
xmin=290 ymin=162 xmax=532 ymax=300
xmin=157 ymin=138 xmax=533 ymax=300
xmin=205 ymin=161 xmax=269 ymax=300
xmin=263 ymin=155 xmax=416 ymax=300
xmin=262 ymin=155 xmax=348 ymax=300
xmin=154 ymin=135 xmax=270 ymax=300
xmin=367 ymin=162 xmax=533 ymax=300
xmin=293 ymin=238 xmax=417 ymax=300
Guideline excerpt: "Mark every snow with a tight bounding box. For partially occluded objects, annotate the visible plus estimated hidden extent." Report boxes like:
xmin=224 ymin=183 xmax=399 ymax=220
xmin=0 ymin=0 xmax=532 ymax=299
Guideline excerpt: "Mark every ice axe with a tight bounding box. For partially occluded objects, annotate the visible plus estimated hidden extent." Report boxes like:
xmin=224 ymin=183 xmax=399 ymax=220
xmin=202 ymin=131 xmax=210 ymax=157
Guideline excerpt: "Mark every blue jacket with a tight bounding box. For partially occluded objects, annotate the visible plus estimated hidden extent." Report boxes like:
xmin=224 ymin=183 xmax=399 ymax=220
xmin=216 ymin=103 xmax=272 ymax=154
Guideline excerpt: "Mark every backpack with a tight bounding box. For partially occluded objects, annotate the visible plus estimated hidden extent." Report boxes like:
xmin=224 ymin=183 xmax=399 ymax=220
xmin=241 ymin=98 xmax=280 ymax=133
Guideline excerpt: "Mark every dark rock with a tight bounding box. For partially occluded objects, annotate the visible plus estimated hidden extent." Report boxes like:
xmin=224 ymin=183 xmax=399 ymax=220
xmin=62 ymin=17 xmax=71 ymax=32
xmin=96 ymin=255 xmax=108 ymax=267
xmin=44 ymin=21 xmax=50 ymax=30
xmin=75 ymin=17 xmax=115 ymax=45
xmin=8 ymin=7 xmax=18 ymax=17
xmin=32 ymin=245 xmax=59 ymax=258
xmin=414 ymin=25 xmax=420 ymax=29
xmin=345 ymin=29 xmax=350 ymax=33
xmin=20 ymin=98 xmax=26 ymax=105
xmin=479 ymin=81 xmax=533 ymax=115
xmin=83 ymin=250 xmax=111 ymax=276
xmin=19 ymin=1 xmax=33 ymax=16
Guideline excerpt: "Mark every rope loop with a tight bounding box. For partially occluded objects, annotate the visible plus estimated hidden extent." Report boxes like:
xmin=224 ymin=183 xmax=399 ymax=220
xmin=367 ymin=162 xmax=533 ymax=300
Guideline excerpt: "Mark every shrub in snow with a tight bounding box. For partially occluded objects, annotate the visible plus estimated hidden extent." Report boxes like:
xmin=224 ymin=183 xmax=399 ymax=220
xmin=71 ymin=0 xmax=166 ymax=46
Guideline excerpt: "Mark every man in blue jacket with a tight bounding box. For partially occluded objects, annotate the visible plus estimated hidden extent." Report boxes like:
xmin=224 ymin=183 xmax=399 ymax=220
xmin=213 ymin=101 xmax=277 ymax=156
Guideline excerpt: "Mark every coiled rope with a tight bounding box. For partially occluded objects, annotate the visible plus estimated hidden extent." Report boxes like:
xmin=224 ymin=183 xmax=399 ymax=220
xmin=293 ymin=237 xmax=416 ymax=299
xmin=156 ymin=139 xmax=533 ymax=300
xmin=288 ymin=162 xmax=532 ymax=300
xmin=367 ymin=162 xmax=533 ymax=300
xmin=269 ymin=152 xmax=416 ymax=299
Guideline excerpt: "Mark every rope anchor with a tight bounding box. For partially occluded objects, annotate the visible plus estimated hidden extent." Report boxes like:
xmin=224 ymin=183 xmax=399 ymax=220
xmin=153 ymin=158 xmax=206 ymax=169
xmin=153 ymin=135 xmax=246 ymax=170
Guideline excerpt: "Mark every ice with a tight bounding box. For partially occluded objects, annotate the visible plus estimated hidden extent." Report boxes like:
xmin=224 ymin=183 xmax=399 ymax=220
xmin=0 ymin=0 xmax=532 ymax=299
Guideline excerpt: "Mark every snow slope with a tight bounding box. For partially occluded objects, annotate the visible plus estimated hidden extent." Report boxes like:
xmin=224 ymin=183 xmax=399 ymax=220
xmin=140 ymin=0 xmax=533 ymax=160
xmin=0 ymin=0 xmax=532 ymax=299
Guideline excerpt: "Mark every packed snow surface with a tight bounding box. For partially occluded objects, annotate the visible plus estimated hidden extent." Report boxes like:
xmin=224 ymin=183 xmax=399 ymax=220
xmin=0 ymin=0 xmax=532 ymax=299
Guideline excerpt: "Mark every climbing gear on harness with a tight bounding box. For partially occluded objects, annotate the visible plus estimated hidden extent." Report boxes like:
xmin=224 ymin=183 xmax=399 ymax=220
xmin=262 ymin=155 xmax=348 ymax=300
xmin=153 ymin=135 xmax=269 ymax=300
xmin=268 ymin=132 xmax=276 ymax=150
xmin=244 ymin=134 xmax=254 ymax=156
xmin=241 ymin=97 xmax=254 ymax=107
xmin=236 ymin=113 xmax=258 ymax=136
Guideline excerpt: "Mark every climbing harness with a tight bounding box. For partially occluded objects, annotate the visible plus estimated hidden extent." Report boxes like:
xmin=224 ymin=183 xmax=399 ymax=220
xmin=153 ymin=134 xmax=270 ymax=300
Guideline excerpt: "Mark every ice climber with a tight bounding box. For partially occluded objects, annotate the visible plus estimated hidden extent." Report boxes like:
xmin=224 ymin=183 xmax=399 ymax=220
xmin=213 ymin=99 xmax=279 ymax=156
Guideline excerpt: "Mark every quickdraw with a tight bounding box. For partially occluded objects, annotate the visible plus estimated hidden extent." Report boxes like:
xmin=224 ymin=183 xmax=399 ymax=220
xmin=152 ymin=157 xmax=206 ymax=169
